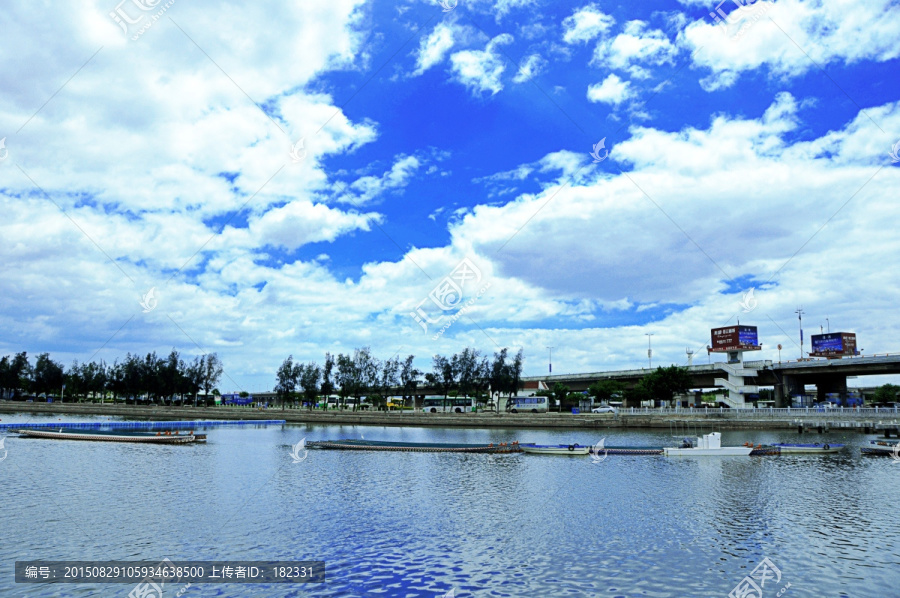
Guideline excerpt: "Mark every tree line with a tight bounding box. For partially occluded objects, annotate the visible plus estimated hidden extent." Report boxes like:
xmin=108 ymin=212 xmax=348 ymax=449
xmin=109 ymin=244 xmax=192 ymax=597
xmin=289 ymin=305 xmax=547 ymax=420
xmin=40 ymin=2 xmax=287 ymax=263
xmin=0 ymin=350 xmax=223 ymax=404
xmin=275 ymin=347 xmax=524 ymax=411
xmin=542 ymin=366 xmax=694 ymax=410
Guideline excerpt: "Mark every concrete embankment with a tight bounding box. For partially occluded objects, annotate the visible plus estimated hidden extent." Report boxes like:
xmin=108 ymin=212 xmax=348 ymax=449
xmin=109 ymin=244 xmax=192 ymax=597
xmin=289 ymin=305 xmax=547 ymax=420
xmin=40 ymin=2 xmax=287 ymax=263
xmin=0 ymin=401 xmax=883 ymax=431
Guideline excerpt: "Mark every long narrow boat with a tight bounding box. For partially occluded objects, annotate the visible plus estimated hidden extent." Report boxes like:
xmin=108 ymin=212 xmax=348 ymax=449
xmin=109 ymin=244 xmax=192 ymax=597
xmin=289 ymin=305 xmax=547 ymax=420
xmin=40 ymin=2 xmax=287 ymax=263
xmin=308 ymin=439 xmax=520 ymax=453
xmin=860 ymin=439 xmax=900 ymax=456
xmin=521 ymin=444 xmax=590 ymax=455
xmin=771 ymin=442 xmax=844 ymax=454
xmin=16 ymin=429 xmax=206 ymax=444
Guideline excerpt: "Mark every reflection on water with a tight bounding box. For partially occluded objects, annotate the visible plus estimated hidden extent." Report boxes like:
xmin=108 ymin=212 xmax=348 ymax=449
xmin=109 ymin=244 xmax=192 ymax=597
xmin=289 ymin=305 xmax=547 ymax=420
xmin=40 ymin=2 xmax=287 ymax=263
xmin=1 ymin=416 xmax=899 ymax=597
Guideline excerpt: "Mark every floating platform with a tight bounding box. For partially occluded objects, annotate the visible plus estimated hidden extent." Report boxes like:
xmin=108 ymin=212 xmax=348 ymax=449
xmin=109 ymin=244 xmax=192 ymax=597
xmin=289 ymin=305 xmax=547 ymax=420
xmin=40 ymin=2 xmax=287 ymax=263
xmin=602 ymin=446 xmax=664 ymax=455
xmin=520 ymin=444 xmax=664 ymax=455
xmin=308 ymin=440 xmax=522 ymax=453
xmin=16 ymin=428 xmax=206 ymax=444
xmin=0 ymin=420 xmax=284 ymax=431
xmin=770 ymin=442 xmax=844 ymax=454
xmin=521 ymin=444 xmax=591 ymax=455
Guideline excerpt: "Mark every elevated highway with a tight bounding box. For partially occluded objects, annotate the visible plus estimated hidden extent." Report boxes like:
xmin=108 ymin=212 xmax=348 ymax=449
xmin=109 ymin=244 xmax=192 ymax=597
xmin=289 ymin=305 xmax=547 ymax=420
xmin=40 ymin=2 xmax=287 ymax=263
xmin=521 ymin=354 xmax=900 ymax=407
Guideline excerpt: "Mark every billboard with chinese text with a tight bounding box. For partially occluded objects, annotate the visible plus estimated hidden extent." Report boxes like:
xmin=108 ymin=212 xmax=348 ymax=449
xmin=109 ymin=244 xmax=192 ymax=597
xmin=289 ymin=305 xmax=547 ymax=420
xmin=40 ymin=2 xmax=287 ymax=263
xmin=710 ymin=325 xmax=761 ymax=352
xmin=810 ymin=332 xmax=857 ymax=357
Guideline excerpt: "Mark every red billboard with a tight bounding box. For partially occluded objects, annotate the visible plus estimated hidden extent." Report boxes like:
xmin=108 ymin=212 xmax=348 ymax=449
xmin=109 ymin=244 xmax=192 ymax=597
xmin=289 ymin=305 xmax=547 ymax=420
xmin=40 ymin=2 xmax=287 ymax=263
xmin=810 ymin=332 xmax=857 ymax=358
xmin=709 ymin=325 xmax=761 ymax=353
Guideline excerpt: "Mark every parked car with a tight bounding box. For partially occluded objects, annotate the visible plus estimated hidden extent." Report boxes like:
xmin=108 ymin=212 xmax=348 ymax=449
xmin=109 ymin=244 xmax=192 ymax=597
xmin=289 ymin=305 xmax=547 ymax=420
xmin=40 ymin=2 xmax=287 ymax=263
xmin=591 ymin=405 xmax=617 ymax=414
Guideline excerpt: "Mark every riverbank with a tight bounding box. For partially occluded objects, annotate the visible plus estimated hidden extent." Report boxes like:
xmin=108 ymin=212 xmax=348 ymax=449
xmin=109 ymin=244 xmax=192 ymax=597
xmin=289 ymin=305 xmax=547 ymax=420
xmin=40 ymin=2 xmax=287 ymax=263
xmin=1 ymin=401 xmax=891 ymax=431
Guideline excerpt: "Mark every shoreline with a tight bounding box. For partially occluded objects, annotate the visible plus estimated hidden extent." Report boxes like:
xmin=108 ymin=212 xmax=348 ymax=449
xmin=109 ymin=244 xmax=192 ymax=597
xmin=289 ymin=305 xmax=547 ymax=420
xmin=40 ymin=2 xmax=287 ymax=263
xmin=0 ymin=401 xmax=889 ymax=431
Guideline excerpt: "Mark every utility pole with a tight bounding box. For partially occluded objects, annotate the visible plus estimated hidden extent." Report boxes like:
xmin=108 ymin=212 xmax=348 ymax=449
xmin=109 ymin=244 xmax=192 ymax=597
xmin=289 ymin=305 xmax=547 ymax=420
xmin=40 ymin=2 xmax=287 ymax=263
xmin=546 ymin=346 xmax=554 ymax=374
xmin=795 ymin=307 xmax=805 ymax=359
xmin=645 ymin=333 xmax=654 ymax=368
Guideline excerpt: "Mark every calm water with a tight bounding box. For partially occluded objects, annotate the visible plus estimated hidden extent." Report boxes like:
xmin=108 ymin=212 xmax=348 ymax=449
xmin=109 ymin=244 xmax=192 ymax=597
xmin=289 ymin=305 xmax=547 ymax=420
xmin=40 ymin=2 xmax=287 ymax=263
xmin=1 ymin=414 xmax=899 ymax=597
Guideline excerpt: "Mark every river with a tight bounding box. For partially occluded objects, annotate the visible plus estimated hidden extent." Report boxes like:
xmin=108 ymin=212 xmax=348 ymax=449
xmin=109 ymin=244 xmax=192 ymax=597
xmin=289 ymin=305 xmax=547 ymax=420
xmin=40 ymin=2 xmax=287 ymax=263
xmin=1 ymin=414 xmax=898 ymax=597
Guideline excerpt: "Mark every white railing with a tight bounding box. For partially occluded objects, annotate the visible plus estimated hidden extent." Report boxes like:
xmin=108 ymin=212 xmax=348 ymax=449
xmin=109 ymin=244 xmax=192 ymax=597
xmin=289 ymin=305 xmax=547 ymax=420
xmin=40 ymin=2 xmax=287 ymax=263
xmin=621 ymin=406 xmax=899 ymax=417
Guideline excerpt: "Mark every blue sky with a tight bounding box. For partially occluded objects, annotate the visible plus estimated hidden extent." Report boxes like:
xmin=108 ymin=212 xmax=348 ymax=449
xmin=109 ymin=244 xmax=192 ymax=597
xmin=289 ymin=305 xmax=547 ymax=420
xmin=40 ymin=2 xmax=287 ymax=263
xmin=1 ymin=0 xmax=899 ymax=391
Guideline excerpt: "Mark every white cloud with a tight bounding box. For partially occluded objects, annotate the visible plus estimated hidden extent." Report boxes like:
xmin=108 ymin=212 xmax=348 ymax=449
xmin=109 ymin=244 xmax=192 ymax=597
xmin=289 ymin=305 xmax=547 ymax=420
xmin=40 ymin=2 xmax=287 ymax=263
xmin=449 ymin=34 xmax=514 ymax=96
xmin=513 ymin=54 xmax=546 ymax=83
xmin=412 ymin=23 xmax=455 ymax=76
xmin=562 ymin=4 xmax=616 ymax=44
xmin=494 ymin=0 xmax=538 ymax=19
xmin=593 ymin=20 xmax=678 ymax=77
xmin=223 ymin=201 xmax=381 ymax=251
xmin=335 ymin=155 xmax=422 ymax=205
xmin=586 ymin=73 xmax=636 ymax=105
xmin=680 ymin=0 xmax=900 ymax=90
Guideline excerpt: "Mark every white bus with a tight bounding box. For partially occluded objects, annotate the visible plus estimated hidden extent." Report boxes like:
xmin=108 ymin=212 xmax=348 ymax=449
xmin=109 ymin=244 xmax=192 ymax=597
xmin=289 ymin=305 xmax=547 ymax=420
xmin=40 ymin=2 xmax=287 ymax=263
xmin=507 ymin=396 xmax=548 ymax=413
xmin=421 ymin=396 xmax=475 ymax=413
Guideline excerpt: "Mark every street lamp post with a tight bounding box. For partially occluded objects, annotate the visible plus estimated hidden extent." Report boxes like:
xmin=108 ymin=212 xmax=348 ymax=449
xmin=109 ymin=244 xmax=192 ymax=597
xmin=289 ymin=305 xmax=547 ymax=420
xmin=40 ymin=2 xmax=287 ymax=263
xmin=795 ymin=307 xmax=805 ymax=359
xmin=645 ymin=333 xmax=654 ymax=368
xmin=546 ymin=346 xmax=554 ymax=374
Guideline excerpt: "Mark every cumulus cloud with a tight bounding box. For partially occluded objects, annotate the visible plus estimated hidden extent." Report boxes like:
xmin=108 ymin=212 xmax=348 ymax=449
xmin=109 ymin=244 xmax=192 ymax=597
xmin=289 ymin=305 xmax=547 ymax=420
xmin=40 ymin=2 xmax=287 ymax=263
xmin=412 ymin=23 xmax=455 ymax=76
xmin=593 ymin=20 xmax=678 ymax=77
xmin=680 ymin=0 xmax=900 ymax=89
xmin=513 ymin=53 xmax=546 ymax=83
xmin=562 ymin=4 xmax=616 ymax=44
xmin=449 ymin=34 xmax=514 ymax=96
xmin=586 ymin=73 xmax=636 ymax=105
xmin=334 ymin=155 xmax=422 ymax=205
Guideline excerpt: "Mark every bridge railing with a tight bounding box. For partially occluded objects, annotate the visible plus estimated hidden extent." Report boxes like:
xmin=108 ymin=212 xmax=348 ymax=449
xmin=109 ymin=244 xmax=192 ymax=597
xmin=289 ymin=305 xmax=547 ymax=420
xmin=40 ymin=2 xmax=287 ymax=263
xmin=623 ymin=406 xmax=899 ymax=417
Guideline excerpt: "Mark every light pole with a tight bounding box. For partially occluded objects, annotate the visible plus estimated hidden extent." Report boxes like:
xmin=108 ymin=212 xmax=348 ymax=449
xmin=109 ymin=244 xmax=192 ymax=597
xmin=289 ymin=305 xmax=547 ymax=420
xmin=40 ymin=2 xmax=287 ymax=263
xmin=645 ymin=333 xmax=654 ymax=368
xmin=546 ymin=346 xmax=554 ymax=374
xmin=795 ymin=307 xmax=805 ymax=359
xmin=826 ymin=317 xmax=830 ymax=333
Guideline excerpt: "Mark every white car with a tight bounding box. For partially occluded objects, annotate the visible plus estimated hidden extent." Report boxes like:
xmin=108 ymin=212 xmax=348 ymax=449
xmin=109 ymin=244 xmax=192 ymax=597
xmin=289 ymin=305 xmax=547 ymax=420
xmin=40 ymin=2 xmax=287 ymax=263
xmin=591 ymin=406 xmax=617 ymax=414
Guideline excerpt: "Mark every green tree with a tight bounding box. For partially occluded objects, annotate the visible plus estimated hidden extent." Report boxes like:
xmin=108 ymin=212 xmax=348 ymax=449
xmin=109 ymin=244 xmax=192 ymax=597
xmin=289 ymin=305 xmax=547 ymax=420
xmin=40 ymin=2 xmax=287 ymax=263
xmin=874 ymin=384 xmax=900 ymax=404
xmin=453 ymin=348 xmax=481 ymax=400
xmin=588 ymin=379 xmax=624 ymax=405
xmin=550 ymin=382 xmax=570 ymax=413
xmin=201 ymin=353 xmax=223 ymax=399
xmin=489 ymin=348 xmax=509 ymax=412
xmin=430 ymin=354 xmax=456 ymax=399
xmin=275 ymin=356 xmax=297 ymax=410
xmin=320 ymin=352 xmax=335 ymax=410
xmin=33 ymin=353 xmax=64 ymax=400
xmin=399 ymin=355 xmax=420 ymax=410
xmin=628 ymin=366 xmax=692 ymax=406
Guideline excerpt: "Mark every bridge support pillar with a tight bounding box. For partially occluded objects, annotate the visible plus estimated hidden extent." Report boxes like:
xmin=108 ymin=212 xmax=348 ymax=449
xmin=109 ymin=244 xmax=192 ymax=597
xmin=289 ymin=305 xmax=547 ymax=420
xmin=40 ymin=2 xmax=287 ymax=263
xmin=816 ymin=374 xmax=848 ymax=406
xmin=775 ymin=374 xmax=803 ymax=408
